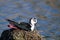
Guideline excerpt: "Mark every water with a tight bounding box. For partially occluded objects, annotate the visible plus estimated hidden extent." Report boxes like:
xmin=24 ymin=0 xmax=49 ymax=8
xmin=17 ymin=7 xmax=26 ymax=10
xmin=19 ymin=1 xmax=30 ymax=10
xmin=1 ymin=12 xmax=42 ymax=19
xmin=0 ymin=0 xmax=60 ymax=40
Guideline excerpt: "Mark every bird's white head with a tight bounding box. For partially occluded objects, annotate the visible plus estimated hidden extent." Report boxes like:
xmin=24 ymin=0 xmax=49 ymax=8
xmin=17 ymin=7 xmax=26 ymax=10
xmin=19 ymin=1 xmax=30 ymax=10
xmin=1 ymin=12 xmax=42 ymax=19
xmin=30 ymin=18 xmax=37 ymax=25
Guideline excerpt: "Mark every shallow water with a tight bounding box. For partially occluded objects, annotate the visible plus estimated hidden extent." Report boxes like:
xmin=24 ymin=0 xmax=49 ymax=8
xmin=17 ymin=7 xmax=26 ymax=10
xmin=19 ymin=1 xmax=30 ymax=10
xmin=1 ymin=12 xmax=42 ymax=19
xmin=0 ymin=0 xmax=60 ymax=40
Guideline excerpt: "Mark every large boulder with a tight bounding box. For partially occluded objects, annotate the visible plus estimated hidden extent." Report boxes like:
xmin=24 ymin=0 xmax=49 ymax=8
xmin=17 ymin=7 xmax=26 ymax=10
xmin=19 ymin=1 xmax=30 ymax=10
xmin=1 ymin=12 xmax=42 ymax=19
xmin=0 ymin=29 xmax=41 ymax=40
xmin=12 ymin=29 xmax=41 ymax=40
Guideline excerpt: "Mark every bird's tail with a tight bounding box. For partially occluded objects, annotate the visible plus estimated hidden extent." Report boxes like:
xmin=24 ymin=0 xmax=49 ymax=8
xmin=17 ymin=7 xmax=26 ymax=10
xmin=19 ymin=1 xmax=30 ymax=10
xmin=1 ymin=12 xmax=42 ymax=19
xmin=5 ymin=19 xmax=19 ymax=26
xmin=6 ymin=19 xmax=15 ymax=23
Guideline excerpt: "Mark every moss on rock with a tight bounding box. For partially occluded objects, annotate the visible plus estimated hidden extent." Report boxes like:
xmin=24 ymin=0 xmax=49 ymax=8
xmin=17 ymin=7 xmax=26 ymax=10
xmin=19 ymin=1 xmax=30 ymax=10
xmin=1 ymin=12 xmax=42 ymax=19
xmin=12 ymin=29 xmax=41 ymax=40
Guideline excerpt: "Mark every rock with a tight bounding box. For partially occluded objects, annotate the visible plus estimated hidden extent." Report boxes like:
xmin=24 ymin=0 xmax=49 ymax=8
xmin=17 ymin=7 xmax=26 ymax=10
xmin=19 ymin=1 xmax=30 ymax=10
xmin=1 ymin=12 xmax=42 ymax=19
xmin=0 ymin=29 xmax=14 ymax=40
xmin=0 ymin=29 xmax=41 ymax=40
xmin=12 ymin=29 xmax=41 ymax=40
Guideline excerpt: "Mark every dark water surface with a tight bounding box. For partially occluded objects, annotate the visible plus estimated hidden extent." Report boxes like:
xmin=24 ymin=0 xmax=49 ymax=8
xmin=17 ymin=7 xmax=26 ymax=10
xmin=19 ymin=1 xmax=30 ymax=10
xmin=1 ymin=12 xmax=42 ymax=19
xmin=0 ymin=0 xmax=60 ymax=40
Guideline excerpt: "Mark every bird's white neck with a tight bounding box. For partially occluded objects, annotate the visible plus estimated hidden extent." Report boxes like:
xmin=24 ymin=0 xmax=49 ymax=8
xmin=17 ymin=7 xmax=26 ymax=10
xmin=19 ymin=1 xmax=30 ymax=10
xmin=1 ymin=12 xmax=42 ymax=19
xmin=30 ymin=24 xmax=35 ymax=31
xmin=30 ymin=18 xmax=37 ymax=31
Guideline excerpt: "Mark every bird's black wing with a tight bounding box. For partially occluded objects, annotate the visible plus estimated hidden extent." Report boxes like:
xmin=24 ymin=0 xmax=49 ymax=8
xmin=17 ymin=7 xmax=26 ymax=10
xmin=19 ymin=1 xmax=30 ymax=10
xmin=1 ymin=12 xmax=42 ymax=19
xmin=18 ymin=22 xmax=31 ymax=31
xmin=20 ymin=22 xmax=31 ymax=28
xmin=6 ymin=19 xmax=18 ymax=25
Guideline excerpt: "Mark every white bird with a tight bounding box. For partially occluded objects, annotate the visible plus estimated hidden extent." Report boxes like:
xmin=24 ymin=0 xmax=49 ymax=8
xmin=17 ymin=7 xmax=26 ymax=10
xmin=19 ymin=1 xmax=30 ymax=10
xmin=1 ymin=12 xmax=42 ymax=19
xmin=6 ymin=18 xmax=37 ymax=31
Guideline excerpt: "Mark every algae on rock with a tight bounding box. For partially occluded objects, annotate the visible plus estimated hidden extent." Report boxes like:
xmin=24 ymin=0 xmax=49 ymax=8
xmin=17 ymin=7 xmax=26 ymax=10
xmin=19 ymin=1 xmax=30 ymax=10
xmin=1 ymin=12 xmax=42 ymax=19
xmin=12 ymin=29 xmax=41 ymax=40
